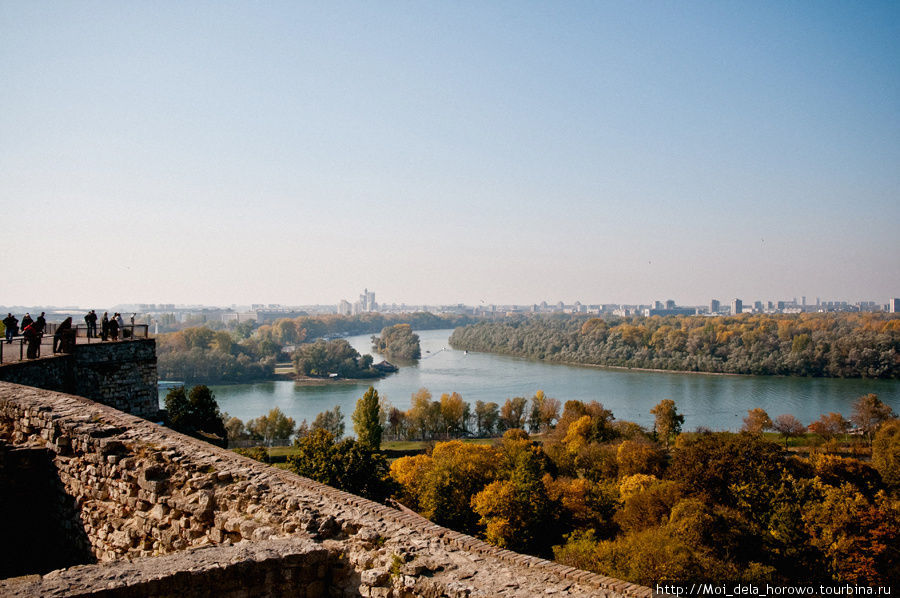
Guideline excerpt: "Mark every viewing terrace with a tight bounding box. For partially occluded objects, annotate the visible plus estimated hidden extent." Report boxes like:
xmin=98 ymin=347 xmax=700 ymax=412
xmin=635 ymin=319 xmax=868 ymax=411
xmin=0 ymin=323 xmax=150 ymax=364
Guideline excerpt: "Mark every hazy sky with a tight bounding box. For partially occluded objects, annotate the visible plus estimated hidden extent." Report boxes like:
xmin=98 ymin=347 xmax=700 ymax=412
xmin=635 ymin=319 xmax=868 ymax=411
xmin=2 ymin=2 xmax=898 ymax=308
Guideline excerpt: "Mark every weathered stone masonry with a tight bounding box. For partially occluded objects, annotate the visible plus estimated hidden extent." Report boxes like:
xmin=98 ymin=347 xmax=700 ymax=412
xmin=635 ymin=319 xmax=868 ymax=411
xmin=0 ymin=381 xmax=652 ymax=598
xmin=0 ymin=340 xmax=158 ymax=420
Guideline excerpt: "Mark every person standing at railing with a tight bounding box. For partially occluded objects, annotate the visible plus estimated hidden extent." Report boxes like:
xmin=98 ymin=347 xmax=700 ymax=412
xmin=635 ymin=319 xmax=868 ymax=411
xmin=109 ymin=314 xmax=119 ymax=341
xmin=101 ymin=312 xmax=109 ymax=340
xmin=84 ymin=310 xmax=98 ymax=338
xmin=35 ymin=312 xmax=46 ymax=335
xmin=22 ymin=322 xmax=40 ymax=359
xmin=3 ymin=314 xmax=17 ymax=343
xmin=21 ymin=313 xmax=33 ymax=330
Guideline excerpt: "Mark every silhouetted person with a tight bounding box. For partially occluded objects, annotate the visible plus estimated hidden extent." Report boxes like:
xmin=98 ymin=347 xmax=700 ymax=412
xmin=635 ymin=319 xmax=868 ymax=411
xmin=22 ymin=322 xmax=40 ymax=359
xmin=109 ymin=315 xmax=119 ymax=341
xmin=85 ymin=310 xmax=98 ymax=338
xmin=3 ymin=313 xmax=17 ymax=343
xmin=35 ymin=312 xmax=46 ymax=335
xmin=53 ymin=317 xmax=73 ymax=353
xmin=101 ymin=312 xmax=109 ymax=341
xmin=21 ymin=313 xmax=33 ymax=330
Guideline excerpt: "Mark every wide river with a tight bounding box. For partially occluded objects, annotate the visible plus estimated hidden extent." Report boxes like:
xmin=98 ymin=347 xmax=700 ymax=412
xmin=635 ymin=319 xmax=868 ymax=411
xmin=159 ymin=329 xmax=900 ymax=432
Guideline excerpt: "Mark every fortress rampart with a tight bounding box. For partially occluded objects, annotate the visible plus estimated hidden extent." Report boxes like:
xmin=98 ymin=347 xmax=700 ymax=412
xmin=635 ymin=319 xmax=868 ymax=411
xmin=0 ymin=340 xmax=158 ymax=419
xmin=0 ymin=346 xmax=651 ymax=597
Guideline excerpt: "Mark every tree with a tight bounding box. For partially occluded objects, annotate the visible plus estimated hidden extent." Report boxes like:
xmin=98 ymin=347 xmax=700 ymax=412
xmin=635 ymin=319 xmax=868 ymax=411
xmin=223 ymin=414 xmax=247 ymax=441
xmin=247 ymin=407 xmax=296 ymax=446
xmin=808 ymin=412 xmax=849 ymax=442
xmin=471 ymin=444 xmax=557 ymax=554
xmin=406 ymin=387 xmax=440 ymax=440
xmin=390 ymin=440 xmax=501 ymax=533
xmin=164 ymin=385 xmax=227 ymax=445
xmin=528 ymin=390 xmax=560 ymax=433
xmin=650 ymin=399 xmax=684 ymax=449
xmin=474 ymin=400 xmax=500 ymax=437
xmin=499 ymin=396 xmax=528 ymax=431
xmin=288 ymin=429 xmax=393 ymax=501
xmin=851 ymin=394 xmax=896 ymax=446
xmin=352 ymin=386 xmax=383 ymax=450
xmin=371 ymin=323 xmax=421 ymax=360
xmin=440 ymin=392 xmax=468 ymax=437
xmin=742 ymin=408 xmax=773 ymax=434
xmin=872 ymin=419 xmax=900 ymax=488
xmin=772 ymin=414 xmax=806 ymax=449
xmin=311 ymin=406 xmax=344 ymax=439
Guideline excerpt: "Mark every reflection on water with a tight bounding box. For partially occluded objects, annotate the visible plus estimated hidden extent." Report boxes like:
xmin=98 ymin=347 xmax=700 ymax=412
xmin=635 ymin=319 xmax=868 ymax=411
xmin=159 ymin=329 xmax=900 ymax=432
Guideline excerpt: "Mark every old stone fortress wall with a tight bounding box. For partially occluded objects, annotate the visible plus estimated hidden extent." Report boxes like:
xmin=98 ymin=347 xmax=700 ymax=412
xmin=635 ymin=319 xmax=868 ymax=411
xmin=0 ymin=340 xmax=650 ymax=597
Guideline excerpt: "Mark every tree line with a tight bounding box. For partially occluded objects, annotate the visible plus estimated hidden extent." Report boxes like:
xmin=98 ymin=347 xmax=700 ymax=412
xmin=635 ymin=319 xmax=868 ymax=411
xmin=166 ymin=381 xmax=900 ymax=585
xmin=448 ymin=312 xmax=900 ymax=378
xmin=155 ymin=312 xmax=473 ymax=383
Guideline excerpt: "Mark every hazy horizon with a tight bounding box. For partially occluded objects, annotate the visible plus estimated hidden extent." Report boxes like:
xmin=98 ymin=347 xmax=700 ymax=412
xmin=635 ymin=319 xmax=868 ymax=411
xmin=3 ymin=3 xmax=898 ymax=307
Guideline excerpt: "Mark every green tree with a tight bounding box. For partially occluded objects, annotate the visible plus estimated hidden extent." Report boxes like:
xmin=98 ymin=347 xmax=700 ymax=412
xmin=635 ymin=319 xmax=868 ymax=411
xmin=352 ymin=386 xmax=383 ymax=450
xmin=474 ymin=400 xmax=500 ymax=436
xmin=164 ymin=385 xmax=227 ymax=445
xmin=651 ymin=399 xmax=684 ymax=449
xmin=311 ymin=406 xmax=344 ymax=439
xmin=371 ymin=323 xmax=421 ymax=360
xmin=288 ymin=429 xmax=393 ymax=501
xmin=247 ymin=407 xmax=296 ymax=446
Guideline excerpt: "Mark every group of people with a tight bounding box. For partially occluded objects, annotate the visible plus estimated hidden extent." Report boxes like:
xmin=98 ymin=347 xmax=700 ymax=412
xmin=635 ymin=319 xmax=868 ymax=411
xmin=2 ymin=312 xmax=47 ymax=358
xmin=2 ymin=310 xmax=138 ymax=359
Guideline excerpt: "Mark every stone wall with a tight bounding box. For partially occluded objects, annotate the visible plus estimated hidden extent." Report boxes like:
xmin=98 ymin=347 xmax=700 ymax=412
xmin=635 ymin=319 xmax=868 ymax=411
xmin=0 ymin=340 xmax=158 ymax=419
xmin=0 ymin=381 xmax=651 ymax=598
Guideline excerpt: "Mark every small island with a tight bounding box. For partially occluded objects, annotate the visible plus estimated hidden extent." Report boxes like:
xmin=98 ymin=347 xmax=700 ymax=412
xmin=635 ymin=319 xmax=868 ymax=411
xmin=292 ymin=338 xmax=381 ymax=379
xmin=371 ymin=323 xmax=421 ymax=360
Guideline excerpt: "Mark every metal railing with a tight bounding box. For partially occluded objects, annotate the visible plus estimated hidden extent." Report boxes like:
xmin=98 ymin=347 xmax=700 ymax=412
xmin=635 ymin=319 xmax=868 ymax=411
xmin=0 ymin=324 xmax=150 ymax=364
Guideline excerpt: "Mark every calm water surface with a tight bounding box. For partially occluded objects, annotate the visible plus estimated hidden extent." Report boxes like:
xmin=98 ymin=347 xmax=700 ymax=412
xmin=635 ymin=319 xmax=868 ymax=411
xmin=159 ymin=329 xmax=900 ymax=431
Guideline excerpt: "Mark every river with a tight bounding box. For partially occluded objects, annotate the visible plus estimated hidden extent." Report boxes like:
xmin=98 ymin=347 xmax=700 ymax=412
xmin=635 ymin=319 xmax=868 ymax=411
xmin=158 ymin=328 xmax=900 ymax=431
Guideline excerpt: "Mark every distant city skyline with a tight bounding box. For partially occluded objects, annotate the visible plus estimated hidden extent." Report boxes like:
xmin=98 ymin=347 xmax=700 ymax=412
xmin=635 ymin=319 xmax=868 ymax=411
xmin=2 ymin=3 xmax=898 ymax=307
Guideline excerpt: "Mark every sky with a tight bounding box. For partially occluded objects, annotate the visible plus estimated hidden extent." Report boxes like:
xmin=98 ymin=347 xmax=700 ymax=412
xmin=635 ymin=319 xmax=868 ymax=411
xmin=2 ymin=1 xmax=899 ymax=308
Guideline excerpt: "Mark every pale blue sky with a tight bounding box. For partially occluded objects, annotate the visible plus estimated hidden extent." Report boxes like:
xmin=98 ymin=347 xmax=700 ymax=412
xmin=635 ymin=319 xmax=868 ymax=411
xmin=2 ymin=2 xmax=898 ymax=307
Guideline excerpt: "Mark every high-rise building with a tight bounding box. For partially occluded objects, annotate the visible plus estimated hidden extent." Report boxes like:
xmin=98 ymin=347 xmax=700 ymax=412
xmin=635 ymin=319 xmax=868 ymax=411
xmin=665 ymin=299 xmax=676 ymax=310
xmin=710 ymin=299 xmax=720 ymax=314
xmin=732 ymin=299 xmax=743 ymax=315
xmin=891 ymin=298 xmax=900 ymax=313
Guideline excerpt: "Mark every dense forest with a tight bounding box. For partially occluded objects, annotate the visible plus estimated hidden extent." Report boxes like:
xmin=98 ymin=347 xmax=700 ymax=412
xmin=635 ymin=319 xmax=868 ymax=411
xmin=156 ymin=312 xmax=474 ymax=383
xmin=449 ymin=313 xmax=900 ymax=378
xmin=387 ymin=397 xmax=900 ymax=586
xmin=371 ymin=323 xmax=421 ymax=360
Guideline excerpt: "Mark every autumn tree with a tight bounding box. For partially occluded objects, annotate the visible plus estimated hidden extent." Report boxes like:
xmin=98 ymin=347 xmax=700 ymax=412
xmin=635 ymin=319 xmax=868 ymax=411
xmin=651 ymin=399 xmax=684 ymax=449
xmin=872 ymin=419 xmax=900 ymax=487
xmin=742 ymin=408 xmax=773 ymax=434
xmin=440 ymin=392 xmax=468 ymax=437
xmin=352 ymin=386 xmax=382 ymax=450
xmin=772 ymin=414 xmax=806 ymax=449
xmin=390 ymin=441 xmax=500 ymax=533
xmin=499 ymin=396 xmax=528 ymax=431
xmin=808 ymin=412 xmax=849 ymax=442
xmin=851 ymin=394 xmax=896 ymax=446
xmin=471 ymin=443 xmax=557 ymax=555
